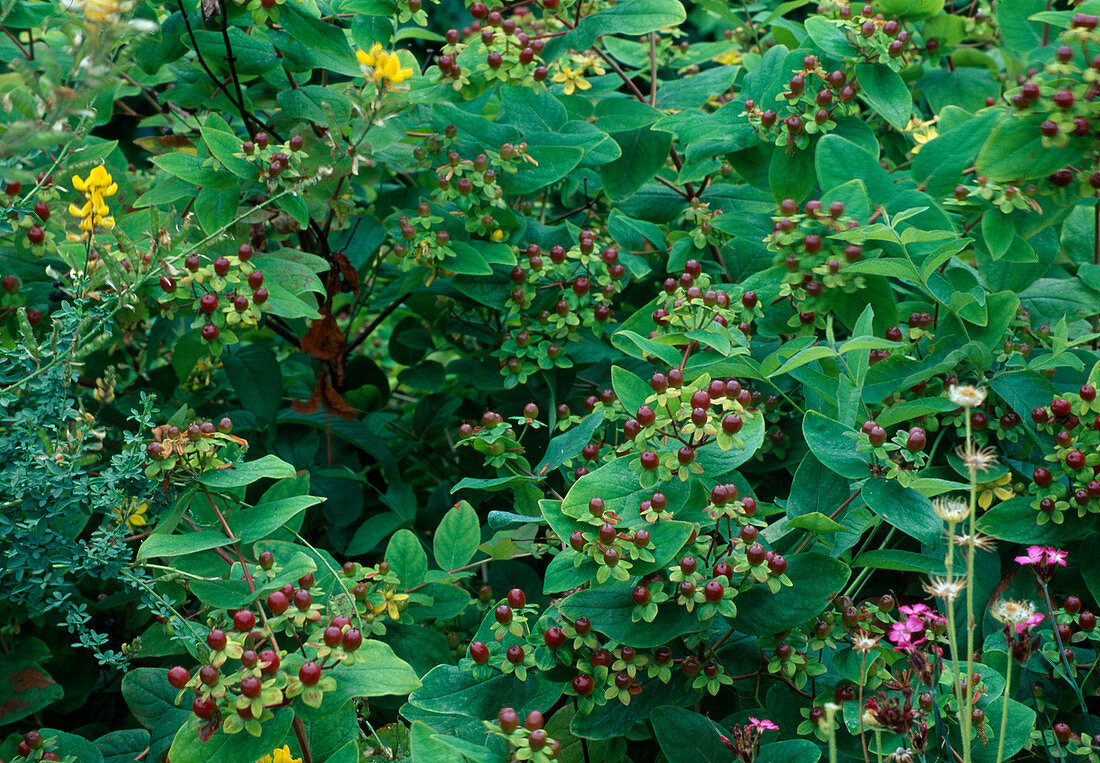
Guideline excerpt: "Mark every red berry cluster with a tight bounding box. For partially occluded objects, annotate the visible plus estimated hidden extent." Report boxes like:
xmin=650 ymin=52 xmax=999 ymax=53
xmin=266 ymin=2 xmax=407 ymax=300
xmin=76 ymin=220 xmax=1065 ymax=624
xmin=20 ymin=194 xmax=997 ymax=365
xmin=397 ymin=126 xmax=526 ymax=269
xmin=824 ymin=4 xmax=912 ymax=65
xmin=144 ymin=417 xmax=242 ymax=480
xmin=157 ymin=242 xmax=268 ymax=350
xmin=436 ymin=7 xmax=549 ymax=90
xmin=235 ymin=131 xmax=306 ymax=184
xmin=567 ymin=498 xmax=657 ymax=583
xmin=1029 ymin=385 xmax=1100 ymax=523
xmin=765 ymin=198 xmax=867 ymax=330
xmin=498 ymin=233 xmax=628 ymax=385
xmin=166 ymin=559 xmax=397 ymax=738
xmin=7 ymin=175 xmax=56 ymax=256
xmin=743 ymin=56 xmax=860 ymax=149
xmin=622 ymin=367 xmax=755 ymax=487
xmin=998 ymin=14 xmax=1100 ymax=193
xmin=12 ymin=729 xmax=62 ymax=762
xmin=848 ymin=418 xmax=929 ymax=484
xmin=652 ymin=258 xmax=755 ymax=339
xmin=487 ymin=707 xmax=560 ymax=762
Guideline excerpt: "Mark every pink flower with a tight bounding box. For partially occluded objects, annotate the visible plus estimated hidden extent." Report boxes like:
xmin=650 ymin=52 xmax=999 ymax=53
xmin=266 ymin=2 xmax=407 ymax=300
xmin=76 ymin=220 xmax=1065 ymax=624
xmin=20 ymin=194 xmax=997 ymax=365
xmin=888 ymin=616 xmax=926 ymax=652
xmin=889 ymin=606 xmax=946 ymax=652
xmin=1046 ymin=548 xmax=1069 ymax=566
xmin=1014 ymin=612 xmax=1044 ymax=635
xmin=898 ymin=603 xmax=945 ymax=625
xmin=1015 ymin=546 xmax=1067 ymax=567
xmin=747 ymin=717 xmax=778 ymax=731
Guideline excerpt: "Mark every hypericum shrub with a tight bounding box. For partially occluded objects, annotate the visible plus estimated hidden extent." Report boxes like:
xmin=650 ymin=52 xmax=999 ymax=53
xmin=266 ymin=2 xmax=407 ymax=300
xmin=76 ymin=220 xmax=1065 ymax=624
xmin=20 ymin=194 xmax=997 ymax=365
xmin=11 ymin=0 xmax=1100 ymax=760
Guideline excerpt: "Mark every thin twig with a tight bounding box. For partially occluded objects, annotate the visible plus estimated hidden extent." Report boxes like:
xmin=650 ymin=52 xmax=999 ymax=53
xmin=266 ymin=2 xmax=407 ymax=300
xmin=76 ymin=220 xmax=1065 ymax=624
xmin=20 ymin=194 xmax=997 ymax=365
xmin=345 ymin=292 xmax=411 ymax=354
xmin=293 ymin=717 xmax=314 ymax=763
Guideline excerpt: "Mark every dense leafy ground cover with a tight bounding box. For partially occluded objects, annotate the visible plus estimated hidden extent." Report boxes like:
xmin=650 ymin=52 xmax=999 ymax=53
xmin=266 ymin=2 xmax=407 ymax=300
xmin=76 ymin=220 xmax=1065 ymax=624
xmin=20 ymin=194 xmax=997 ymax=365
xmin=3 ymin=0 xmax=1100 ymax=760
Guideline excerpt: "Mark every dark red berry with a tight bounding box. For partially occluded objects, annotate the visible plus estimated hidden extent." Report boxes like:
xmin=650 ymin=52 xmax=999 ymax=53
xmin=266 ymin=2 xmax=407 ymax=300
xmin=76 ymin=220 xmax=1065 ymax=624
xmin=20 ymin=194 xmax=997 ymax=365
xmin=168 ymin=666 xmax=191 ymax=688
xmin=207 ymin=628 xmax=228 ymax=651
xmin=299 ymin=661 xmax=321 ymax=686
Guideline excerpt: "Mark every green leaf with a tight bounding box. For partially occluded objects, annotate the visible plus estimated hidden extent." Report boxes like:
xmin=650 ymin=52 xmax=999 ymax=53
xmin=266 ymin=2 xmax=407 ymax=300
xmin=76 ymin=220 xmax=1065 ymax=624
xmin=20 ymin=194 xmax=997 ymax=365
xmin=443 ymin=242 xmax=493 ymax=276
xmin=976 ymin=114 xmax=1085 ymax=182
xmin=277 ymin=86 xmax=354 ymax=125
xmin=995 ymin=0 xmax=1046 ymax=54
xmin=410 ymin=721 xmax=467 ymax=763
xmin=275 ymin=193 xmax=310 ymax=227
xmin=433 ymin=502 xmax=481 ymax=572
xmin=235 ymin=495 xmax=325 ymax=543
xmin=612 ymin=329 xmax=684 ymax=366
xmin=34 ymin=731 xmax=103 ymax=763
xmin=768 ymin=145 xmax=816 ymax=204
xmin=788 ymin=512 xmax=845 ymax=534
xmin=557 ymin=457 xmax=696 ymax=529
xmin=611 ymin=365 xmax=652 ymax=414
xmin=652 ymin=706 xmax=734 ymax=763
xmin=815 ymin=134 xmax=893 ymax=202
xmin=853 ymin=549 xmax=945 ymax=575
xmin=854 ymin=63 xmax=911 ymax=130
xmin=407 ymin=666 xmax=561 ymax=719
xmin=694 ymin=409 xmax=766 ymax=476
xmin=295 ymin=641 xmax=420 ymax=720
xmin=278 ymin=3 xmax=359 ymax=76
xmin=558 ymin=588 xmax=698 ymax=647
xmin=121 ymin=669 xmax=194 ymax=760
xmin=223 ymin=345 xmax=282 ymax=423
xmin=535 ymin=411 xmax=605 ymax=475
xmin=912 ymin=110 xmax=1000 ymax=197
xmin=757 ymin=740 xmax=821 ymax=763
xmin=150 ymin=151 xmax=227 ymax=188
xmin=0 ymin=646 xmax=63 ymax=725
xmin=199 ymin=454 xmax=297 ymax=489
xmin=861 ymin=479 xmax=942 ymax=547
xmin=568 ymin=676 xmax=692 ymax=739
xmin=543 ymin=0 xmax=686 ymax=60
xmin=251 ymin=254 xmax=325 ymax=299
xmin=969 ymin=699 xmax=1035 ymax=762
xmin=804 ymin=15 xmax=857 ymax=58
xmin=976 ymin=496 xmax=1071 ymax=543
xmin=733 ymin=553 xmax=851 ymax=634
xmin=168 ymin=708 xmax=293 ymax=763
xmin=386 ymin=528 xmax=428 ymax=588
xmin=802 ymin=411 xmax=870 ymax=480
xmin=95 ymin=730 xmax=152 ymax=763
xmin=787 ymin=454 xmax=852 ymax=519
xmin=607 ymin=208 xmax=667 ymax=252
xmin=200 ymin=116 xmax=255 ymax=178
xmin=601 ymin=128 xmax=674 ymax=201
xmin=137 ymin=531 xmax=236 ymax=560
xmin=981 ymin=212 xmax=1016 ymax=260
xmin=191 ymin=29 xmax=278 ymax=76
xmin=499 ymin=146 xmax=585 ymax=194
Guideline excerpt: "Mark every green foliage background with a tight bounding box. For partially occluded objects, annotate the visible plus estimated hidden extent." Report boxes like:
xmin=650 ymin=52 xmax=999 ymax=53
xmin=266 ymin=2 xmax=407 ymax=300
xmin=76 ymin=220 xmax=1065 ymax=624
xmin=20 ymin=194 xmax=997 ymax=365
xmin=2 ymin=0 xmax=1100 ymax=760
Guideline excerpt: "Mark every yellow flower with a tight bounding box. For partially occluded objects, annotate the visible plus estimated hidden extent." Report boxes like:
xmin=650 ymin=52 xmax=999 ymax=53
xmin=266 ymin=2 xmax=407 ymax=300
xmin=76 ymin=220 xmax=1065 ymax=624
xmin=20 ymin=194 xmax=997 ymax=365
xmin=713 ymin=48 xmax=743 ymax=66
xmin=85 ymin=0 xmax=120 ymax=24
xmin=112 ymin=499 xmax=148 ymax=531
xmin=977 ymin=473 xmax=1014 ymax=510
xmin=570 ymin=52 xmax=604 ymax=76
xmin=357 ymin=44 xmax=414 ymax=87
xmin=257 ymin=746 xmax=302 ymax=763
xmin=69 ymin=164 xmax=117 ymax=237
xmin=356 ymin=43 xmax=381 ymax=67
xmin=551 ymin=65 xmax=590 ymax=95
xmin=372 ymin=587 xmax=409 ymax=620
xmin=905 ymin=116 xmax=938 ymax=155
